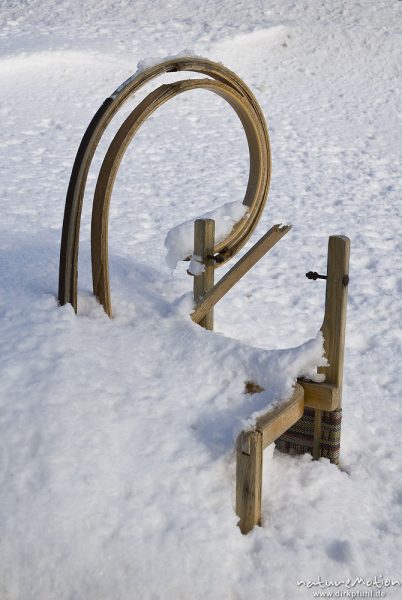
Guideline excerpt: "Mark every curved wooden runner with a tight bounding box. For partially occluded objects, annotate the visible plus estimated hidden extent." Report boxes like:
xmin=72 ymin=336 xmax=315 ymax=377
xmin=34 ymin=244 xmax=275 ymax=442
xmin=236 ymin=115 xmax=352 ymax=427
xmin=58 ymin=57 xmax=271 ymax=314
xmin=92 ymin=78 xmax=268 ymax=316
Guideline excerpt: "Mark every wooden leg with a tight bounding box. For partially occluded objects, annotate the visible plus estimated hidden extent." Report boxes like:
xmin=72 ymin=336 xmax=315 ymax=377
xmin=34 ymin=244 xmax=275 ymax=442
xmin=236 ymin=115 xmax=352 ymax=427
xmin=236 ymin=430 xmax=263 ymax=534
xmin=313 ymin=408 xmax=322 ymax=460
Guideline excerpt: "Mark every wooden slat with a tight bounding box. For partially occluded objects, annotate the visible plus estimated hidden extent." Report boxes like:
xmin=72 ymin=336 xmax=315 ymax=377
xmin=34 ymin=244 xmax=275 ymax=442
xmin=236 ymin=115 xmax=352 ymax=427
xmin=256 ymin=383 xmax=305 ymax=449
xmin=298 ymin=380 xmax=340 ymax=411
xmin=236 ymin=430 xmax=263 ymax=534
xmin=193 ymin=219 xmax=215 ymax=330
xmin=191 ymin=224 xmax=291 ymax=325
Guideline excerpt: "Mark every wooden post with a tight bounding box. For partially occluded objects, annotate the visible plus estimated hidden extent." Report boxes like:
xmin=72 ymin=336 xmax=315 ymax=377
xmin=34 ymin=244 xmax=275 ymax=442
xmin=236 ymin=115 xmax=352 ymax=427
xmin=318 ymin=235 xmax=350 ymax=392
xmin=236 ymin=430 xmax=263 ymax=534
xmin=275 ymin=235 xmax=350 ymax=464
xmin=193 ymin=219 xmax=215 ymax=330
xmin=313 ymin=236 xmax=350 ymax=460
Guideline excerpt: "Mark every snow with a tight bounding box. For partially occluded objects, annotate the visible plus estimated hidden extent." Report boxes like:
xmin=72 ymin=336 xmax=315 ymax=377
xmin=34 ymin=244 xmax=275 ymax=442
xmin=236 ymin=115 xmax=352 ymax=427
xmin=136 ymin=49 xmax=197 ymax=73
xmin=110 ymin=49 xmax=197 ymax=99
xmin=1 ymin=0 xmax=402 ymax=599
xmin=188 ymin=254 xmax=205 ymax=276
xmin=165 ymin=200 xmax=248 ymax=269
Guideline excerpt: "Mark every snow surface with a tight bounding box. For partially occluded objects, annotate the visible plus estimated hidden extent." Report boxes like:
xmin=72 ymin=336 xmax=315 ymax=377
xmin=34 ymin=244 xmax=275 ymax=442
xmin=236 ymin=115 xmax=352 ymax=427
xmin=1 ymin=1 xmax=402 ymax=599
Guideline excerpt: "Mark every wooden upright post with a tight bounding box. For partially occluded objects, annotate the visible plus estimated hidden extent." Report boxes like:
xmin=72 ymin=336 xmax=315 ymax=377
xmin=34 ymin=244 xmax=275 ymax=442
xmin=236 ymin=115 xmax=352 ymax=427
xmin=275 ymin=235 xmax=350 ymax=464
xmin=193 ymin=219 xmax=215 ymax=330
xmin=318 ymin=236 xmax=350 ymax=392
xmin=312 ymin=236 xmax=350 ymax=460
xmin=236 ymin=430 xmax=263 ymax=534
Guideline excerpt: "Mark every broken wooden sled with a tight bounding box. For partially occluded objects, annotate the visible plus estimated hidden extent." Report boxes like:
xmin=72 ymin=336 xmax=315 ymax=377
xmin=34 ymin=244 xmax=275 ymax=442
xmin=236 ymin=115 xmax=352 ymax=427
xmin=58 ymin=56 xmax=350 ymax=536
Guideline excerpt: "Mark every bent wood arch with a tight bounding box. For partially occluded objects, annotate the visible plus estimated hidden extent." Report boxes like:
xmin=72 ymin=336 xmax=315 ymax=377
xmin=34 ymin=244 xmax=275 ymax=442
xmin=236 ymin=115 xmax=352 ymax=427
xmin=58 ymin=57 xmax=271 ymax=313
xmin=92 ymin=78 xmax=268 ymax=317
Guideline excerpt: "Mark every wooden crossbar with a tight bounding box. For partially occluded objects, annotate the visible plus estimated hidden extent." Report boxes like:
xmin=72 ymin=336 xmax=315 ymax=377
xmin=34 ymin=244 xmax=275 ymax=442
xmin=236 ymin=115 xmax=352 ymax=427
xmin=299 ymin=380 xmax=340 ymax=411
xmin=191 ymin=224 xmax=291 ymax=325
xmin=256 ymin=386 xmax=305 ymax=448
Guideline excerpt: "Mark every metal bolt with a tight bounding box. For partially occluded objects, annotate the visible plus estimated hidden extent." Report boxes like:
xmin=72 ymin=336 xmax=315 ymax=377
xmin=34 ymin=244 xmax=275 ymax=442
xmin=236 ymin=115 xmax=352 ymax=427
xmin=306 ymin=271 xmax=327 ymax=281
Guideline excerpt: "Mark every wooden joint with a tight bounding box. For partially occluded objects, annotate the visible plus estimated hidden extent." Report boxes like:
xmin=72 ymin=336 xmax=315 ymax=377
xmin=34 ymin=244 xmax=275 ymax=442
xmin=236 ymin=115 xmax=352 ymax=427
xmin=298 ymin=380 xmax=341 ymax=411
